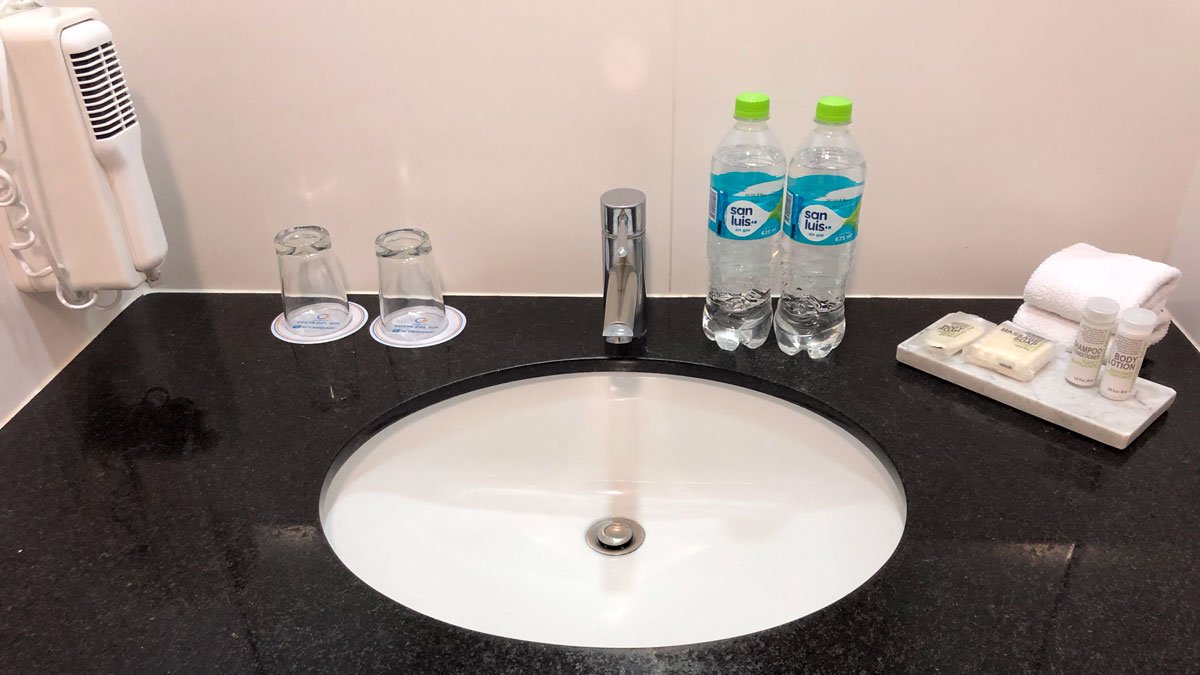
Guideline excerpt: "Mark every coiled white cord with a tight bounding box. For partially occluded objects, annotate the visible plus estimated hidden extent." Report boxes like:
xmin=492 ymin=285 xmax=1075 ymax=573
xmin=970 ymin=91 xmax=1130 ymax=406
xmin=0 ymin=168 xmax=122 ymax=310
xmin=0 ymin=2 xmax=126 ymax=311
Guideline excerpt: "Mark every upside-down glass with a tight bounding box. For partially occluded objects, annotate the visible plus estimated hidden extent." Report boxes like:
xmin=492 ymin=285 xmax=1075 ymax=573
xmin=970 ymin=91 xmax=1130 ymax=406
xmin=274 ymin=225 xmax=351 ymax=336
xmin=375 ymin=228 xmax=445 ymax=340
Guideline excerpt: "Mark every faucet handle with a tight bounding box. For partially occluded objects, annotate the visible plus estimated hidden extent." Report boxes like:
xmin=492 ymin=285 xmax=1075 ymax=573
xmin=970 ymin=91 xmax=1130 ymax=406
xmin=601 ymin=188 xmax=646 ymax=237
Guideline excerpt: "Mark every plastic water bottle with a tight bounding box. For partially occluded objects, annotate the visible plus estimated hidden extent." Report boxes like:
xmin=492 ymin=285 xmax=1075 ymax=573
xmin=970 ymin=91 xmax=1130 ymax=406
xmin=703 ymin=92 xmax=786 ymax=351
xmin=775 ymin=96 xmax=866 ymax=358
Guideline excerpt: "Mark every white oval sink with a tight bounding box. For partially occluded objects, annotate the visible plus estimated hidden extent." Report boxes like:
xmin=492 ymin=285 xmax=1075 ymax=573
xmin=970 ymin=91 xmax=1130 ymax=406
xmin=320 ymin=371 xmax=905 ymax=648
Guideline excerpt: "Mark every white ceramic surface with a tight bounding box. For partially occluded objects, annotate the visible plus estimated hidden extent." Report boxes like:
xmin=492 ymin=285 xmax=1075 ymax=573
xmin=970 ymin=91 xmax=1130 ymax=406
xmin=896 ymin=315 xmax=1177 ymax=449
xmin=320 ymin=371 xmax=906 ymax=648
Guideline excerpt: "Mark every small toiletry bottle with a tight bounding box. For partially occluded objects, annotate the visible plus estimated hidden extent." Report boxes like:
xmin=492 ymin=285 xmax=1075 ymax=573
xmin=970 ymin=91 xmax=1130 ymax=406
xmin=1099 ymin=307 xmax=1157 ymax=401
xmin=1065 ymin=296 xmax=1120 ymax=387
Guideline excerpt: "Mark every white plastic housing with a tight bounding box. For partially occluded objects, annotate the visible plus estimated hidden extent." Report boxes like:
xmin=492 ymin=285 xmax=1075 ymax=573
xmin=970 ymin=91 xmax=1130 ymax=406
xmin=61 ymin=18 xmax=165 ymax=276
xmin=0 ymin=7 xmax=166 ymax=293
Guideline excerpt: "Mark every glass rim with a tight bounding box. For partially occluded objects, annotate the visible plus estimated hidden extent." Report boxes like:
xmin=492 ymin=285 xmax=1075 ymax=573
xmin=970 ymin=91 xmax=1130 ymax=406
xmin=275 ymin=225 xmax=332 ymax=255
xmin=274 ymin=224 xmax=330 ymax=243
xmin=376 ymin=228 xmax=432 ymax=257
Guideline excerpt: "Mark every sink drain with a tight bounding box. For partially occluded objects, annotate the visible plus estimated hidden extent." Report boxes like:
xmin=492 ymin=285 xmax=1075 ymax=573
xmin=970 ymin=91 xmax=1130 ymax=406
xmin=586 ymin=517 xmax=645 ymax=556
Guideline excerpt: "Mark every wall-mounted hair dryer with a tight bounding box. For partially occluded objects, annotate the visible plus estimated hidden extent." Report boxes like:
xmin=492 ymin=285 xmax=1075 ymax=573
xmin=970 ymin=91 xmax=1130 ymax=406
xmin=0 ymin=1 xmax=166 ymax=309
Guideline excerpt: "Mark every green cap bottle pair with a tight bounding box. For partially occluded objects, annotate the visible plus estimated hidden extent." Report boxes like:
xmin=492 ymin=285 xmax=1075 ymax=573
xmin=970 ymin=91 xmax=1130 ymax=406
xmin=733 ymin=92 xmax=853 ymax=125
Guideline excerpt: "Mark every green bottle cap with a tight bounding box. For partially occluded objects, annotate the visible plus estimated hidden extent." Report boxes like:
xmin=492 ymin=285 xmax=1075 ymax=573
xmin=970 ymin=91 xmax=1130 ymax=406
xmin=815 ymin=96 xmax=853 ymax=124
xmin=734 ymin=92 xmax=771 ymax=120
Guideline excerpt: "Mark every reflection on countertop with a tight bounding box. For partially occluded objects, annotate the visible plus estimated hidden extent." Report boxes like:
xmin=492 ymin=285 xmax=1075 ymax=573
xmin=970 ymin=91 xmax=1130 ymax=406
xmin=1 ymin=294 xmax=1198 ymax=673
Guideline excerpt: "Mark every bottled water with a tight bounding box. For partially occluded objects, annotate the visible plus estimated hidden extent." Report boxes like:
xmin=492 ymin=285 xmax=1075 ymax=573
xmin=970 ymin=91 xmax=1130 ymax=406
xmin=775 ymin=96 xmax=866 ymax=358
xmin=703 ymin=92 xmax=786 ymax=351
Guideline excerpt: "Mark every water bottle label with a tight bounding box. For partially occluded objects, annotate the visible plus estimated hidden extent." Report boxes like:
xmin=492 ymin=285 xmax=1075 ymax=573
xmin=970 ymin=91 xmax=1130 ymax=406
xmin=708 ymin=171 xmax=784 ymax=240
xmin=783 ymin=175 xmax=863 ymax=245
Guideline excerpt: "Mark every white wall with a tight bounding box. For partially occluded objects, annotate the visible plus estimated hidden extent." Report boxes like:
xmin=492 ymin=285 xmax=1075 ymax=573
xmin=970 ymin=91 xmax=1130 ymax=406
xmin=0 ymin=283 xmax=136 ymax=425
xmin=80 ymin=0 xmax=1199 ymax=297
xmin=672 ymin=1 xmax=1200 ymax=297
xmin=88 ymin=1 xmax=676 ymax=295
xmin=1167 ymin=160 xmax=1200 ymax=347
xmin=3 ymin=1 xmax=1197 ymax=425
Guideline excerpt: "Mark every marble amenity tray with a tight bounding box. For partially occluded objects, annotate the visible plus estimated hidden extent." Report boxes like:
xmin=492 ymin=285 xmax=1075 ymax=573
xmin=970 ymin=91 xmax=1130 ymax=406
xmin=896 ymin=315 xmax=1176 ymax=449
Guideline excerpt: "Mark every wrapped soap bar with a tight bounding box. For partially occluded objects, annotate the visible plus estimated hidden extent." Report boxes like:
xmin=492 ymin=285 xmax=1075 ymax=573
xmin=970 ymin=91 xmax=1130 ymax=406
xmin=921 ymin=312 xmax=990 ymax=358
xmin=965 ymin=322 xmax=1057 ymax=382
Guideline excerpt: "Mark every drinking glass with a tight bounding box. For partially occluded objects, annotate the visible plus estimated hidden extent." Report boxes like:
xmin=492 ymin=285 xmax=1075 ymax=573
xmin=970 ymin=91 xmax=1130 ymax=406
xmin=375 ymin=228 xmax=445 ymax=340
xmin=274 ymin=225 xmax=351 ymax=336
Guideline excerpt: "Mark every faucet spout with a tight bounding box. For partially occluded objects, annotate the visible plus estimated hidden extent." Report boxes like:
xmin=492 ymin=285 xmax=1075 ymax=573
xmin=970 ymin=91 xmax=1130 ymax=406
xmin=600 ymin=188 xmax=647 ymax=344
xmin=603 ymin=261 xmax=640 ymax=343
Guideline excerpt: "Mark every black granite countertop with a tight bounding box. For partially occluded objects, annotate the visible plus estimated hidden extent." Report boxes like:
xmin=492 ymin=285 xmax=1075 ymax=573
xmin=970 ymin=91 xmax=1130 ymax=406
xmin=2 ymin=294 xmax=1199 ymax=673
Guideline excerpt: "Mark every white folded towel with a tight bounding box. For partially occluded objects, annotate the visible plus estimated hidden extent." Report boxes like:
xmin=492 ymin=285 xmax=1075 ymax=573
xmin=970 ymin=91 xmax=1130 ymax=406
xmin=1012 ymin=243 xmax=1181 ymax=345
xmin=1014 ymin=302 xmax=1172 ymax=345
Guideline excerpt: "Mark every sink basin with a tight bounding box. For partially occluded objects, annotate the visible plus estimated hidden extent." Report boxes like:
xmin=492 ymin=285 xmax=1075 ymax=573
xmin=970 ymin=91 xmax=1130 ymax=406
xmin=320 ymin=370 xmax=906 ymax=648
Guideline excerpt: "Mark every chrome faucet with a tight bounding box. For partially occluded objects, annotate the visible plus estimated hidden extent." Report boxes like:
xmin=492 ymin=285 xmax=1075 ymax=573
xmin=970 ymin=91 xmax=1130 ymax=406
xmin=601 ymin=188 xmax=647 ymax=344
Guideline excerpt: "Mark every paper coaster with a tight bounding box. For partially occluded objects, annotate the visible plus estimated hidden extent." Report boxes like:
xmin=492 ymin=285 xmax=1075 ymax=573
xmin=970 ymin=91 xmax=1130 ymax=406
xmin=370 ymin=305 xmax=466 ymax=348
xmin=271 ymin=302 xmax=368 ymax=345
